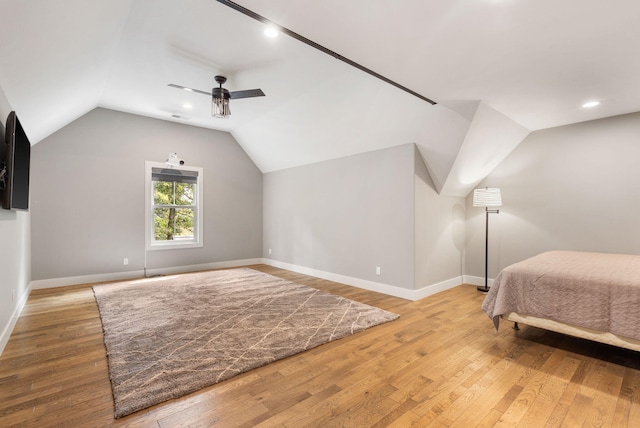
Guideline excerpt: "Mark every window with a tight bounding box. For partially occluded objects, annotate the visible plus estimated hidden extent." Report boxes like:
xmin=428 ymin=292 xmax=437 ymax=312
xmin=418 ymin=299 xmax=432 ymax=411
xmin=145 ymin=161 xmax=203 ymax=250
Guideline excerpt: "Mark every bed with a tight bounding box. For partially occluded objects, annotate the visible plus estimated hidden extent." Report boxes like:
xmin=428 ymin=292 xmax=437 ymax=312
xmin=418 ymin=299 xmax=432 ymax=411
xmin=482 ymin=250 xmax=640 ymax=352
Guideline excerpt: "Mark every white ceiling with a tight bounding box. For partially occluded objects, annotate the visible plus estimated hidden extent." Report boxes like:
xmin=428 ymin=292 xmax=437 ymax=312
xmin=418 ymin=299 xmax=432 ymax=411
xmin=1 ymin=0 xmax=639 ymax=196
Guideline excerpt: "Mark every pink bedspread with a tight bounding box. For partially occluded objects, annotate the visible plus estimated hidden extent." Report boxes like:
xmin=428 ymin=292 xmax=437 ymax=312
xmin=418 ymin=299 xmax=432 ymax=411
xmin=482 ymin=250 xmax=640 ymax=341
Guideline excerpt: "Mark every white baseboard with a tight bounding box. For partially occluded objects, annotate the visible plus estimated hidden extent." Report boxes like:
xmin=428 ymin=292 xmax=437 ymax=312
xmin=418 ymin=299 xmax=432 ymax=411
xmin=143 ymin=258 xmax=264 ymax=277
xmin=29 ymin=258 xmax=264 ymax=290
xmin=30 ymin=270 xmax=145 ymax=290
xmin=463 ymin=275 xmax=496 ymax=287
xmin=29 ymin=258 xmax=471 ymax=299
xmin=262 ymin=258 xmax=462 ymax=301
xmin=413 ymin=276 xmax=464 ymax=300
xmin=0 ymin=283 xmax=32 ymax=357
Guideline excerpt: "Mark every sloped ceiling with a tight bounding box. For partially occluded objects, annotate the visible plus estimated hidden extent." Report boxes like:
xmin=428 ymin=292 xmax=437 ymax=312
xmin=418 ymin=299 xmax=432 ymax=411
xmin=1 ymin=0 xmax=639 ymax=196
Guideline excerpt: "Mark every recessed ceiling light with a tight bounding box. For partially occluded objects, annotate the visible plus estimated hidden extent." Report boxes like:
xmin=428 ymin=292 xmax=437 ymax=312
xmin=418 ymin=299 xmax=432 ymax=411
xmin=582 ymin=101 xmax=600 ymax=108
xmin=183 ymin=103 xmax=193 ymax=109
xmin=264 ymin=26 xmax=278 ymax=38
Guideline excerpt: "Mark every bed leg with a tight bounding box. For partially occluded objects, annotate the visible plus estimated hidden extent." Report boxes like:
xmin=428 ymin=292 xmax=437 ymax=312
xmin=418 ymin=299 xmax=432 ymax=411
xmin=512 ymin=322 xmax=520 ymax=330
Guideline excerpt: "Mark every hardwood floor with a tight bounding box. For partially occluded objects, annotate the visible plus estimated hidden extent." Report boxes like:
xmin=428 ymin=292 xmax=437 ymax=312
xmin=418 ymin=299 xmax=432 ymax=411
xmin=1 ymin=264 xmax=639 ymax=427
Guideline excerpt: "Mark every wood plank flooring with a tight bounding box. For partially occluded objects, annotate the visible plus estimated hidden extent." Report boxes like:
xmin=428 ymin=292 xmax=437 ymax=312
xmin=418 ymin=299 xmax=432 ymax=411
xmin=1 ymin=264 xmax=639 ymax=427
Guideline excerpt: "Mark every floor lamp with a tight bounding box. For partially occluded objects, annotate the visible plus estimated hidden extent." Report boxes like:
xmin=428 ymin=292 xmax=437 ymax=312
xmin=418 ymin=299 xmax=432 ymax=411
xmin=473 ymin=187 xmax=502 ymax=292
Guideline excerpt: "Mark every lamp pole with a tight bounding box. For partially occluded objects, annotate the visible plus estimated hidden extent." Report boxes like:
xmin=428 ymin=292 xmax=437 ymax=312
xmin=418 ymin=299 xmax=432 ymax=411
xmin=473 ymin=187 xmax=502 ymax=293
xmin=478 ymin=207 xmax=499 ymax=292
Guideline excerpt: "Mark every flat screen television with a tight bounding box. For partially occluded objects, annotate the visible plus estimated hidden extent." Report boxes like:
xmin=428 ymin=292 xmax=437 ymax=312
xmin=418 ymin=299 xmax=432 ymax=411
xmin=1 ymin=111 xmax=31 ymax=211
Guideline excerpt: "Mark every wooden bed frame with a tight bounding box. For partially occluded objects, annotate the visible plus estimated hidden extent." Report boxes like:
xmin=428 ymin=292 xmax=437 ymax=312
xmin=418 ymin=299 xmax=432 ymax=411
xmin=502 ymin=312 xmax=640 ymax=352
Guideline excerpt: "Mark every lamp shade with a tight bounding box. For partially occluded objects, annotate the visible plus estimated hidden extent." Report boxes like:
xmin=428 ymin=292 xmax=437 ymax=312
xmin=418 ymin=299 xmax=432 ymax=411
xmin=473 ymin=187 xmax=502 ymax=207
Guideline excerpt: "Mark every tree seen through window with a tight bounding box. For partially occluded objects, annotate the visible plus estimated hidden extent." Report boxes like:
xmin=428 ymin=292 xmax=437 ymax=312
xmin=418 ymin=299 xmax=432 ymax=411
xmin=153 ymin=180 xmax=195 ymax=241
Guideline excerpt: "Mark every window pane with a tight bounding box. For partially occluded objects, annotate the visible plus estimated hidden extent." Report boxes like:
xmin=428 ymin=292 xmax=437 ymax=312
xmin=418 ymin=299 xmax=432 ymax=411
xmin=153 ymin=181 xmax=195 ymax=206
xmin=153 ymin=207 xmax=195 ymax=241
xmin=153 ymin=181 xmax=174 ymax=205
xmin=174 ymin=183 xmax=195 ymax=206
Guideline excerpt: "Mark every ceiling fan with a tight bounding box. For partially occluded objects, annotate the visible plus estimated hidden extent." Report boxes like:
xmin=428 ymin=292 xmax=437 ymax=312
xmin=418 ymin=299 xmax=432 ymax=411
xmin=168 ymin=75 xmax=265 ymax=118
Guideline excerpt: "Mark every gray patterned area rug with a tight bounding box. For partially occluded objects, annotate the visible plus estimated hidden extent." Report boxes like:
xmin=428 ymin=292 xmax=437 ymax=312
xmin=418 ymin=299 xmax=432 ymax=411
xmin=93 ymin=267 xmax=399 ymax=418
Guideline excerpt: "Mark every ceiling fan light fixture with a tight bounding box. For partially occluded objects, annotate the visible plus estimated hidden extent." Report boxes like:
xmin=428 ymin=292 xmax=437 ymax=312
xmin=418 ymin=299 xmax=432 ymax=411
xmin=211 ymin=87 xmax=231 ymax=118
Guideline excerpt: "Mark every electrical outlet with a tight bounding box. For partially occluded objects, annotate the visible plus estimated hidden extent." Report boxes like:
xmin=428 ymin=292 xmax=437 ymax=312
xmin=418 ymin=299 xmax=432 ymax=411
xmin=268 ymin=248 xmax=272 ymax=255
xmin=376 ymin=266 xmax=381 ymax=275
xmin=123 ymin=258 xmax=129 ymax=265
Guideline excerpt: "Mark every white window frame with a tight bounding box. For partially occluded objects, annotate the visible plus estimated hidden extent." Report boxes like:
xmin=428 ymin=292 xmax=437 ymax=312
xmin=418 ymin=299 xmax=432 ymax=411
xmin=145 ymin=161 xmax=204 ymax=251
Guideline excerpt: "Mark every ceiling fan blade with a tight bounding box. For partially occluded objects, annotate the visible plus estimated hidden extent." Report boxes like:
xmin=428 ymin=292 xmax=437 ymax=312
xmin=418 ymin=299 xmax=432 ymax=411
xmin=229 ymin=89 xmax=265 ymax=99
xmin=167 ymin=84 xmax=211 ymax=97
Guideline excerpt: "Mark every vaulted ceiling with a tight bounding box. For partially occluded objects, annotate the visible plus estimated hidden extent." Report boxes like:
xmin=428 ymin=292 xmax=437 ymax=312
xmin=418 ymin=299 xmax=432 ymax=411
xmin=1 ymin=0 xmax=639 ymax=196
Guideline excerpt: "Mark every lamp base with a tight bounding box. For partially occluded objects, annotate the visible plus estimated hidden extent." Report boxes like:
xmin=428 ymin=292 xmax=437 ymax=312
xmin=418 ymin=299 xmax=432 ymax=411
xmin=477 ymin=285 xmax=490 ymax=293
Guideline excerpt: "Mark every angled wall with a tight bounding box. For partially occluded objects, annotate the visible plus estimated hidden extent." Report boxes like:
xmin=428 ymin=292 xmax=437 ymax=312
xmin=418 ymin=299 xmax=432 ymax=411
xmin=414 ymin=146 xmax=466 ymax=293
xmin=439 ymin=102 xmax=530 ymax=197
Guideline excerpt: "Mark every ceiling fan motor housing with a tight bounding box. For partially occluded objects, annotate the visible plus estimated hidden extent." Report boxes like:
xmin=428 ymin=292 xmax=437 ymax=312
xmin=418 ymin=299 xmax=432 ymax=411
xmin=212 ymin=87 xmax=230 ymax=100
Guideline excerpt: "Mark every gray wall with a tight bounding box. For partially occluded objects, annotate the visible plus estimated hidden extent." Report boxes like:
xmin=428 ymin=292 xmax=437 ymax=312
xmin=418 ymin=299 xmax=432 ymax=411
xmin=0 ymin=84 xmax=31 ymax=352
xmin=263 ymin=143 xmax=466 ymax=291
xmin=466 ymin=111 xmax=640 ymax=279
xmin=31 ymin=108 xmax=262 ymax=280
xmin=263 ymin=144 xmax=415 ymax=289
xmin=414 ymin=146 xmax=466 ymax=287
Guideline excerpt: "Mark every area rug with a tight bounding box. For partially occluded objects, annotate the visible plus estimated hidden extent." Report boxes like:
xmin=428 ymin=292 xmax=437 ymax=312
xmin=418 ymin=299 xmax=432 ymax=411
xmin=93 ymin=267 xmax=399 ymax=418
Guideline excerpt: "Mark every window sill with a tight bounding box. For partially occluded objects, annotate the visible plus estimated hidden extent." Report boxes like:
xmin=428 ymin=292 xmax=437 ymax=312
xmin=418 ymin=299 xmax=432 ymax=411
xmin=146 ymin=241 xmax=203 ymax=251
